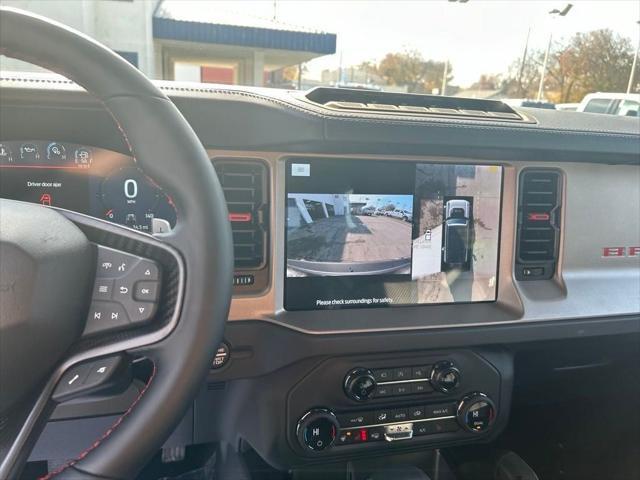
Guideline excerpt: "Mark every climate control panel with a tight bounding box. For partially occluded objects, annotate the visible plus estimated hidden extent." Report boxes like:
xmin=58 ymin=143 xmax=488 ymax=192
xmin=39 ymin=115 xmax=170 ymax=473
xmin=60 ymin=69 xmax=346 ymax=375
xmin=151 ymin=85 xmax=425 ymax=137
xmin=296 ymin=394 xmax=495 ymax=453
xmin=287 ymin=349 xmax=511 ymax=457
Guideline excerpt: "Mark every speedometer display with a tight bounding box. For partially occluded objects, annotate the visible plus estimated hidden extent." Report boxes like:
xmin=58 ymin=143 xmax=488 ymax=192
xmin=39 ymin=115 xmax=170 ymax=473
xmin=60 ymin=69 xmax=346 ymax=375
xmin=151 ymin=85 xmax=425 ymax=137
xmin=0 ymin=140 xmax=177 ymax=232
xmin=101 ymin=167 xmax=176 ymax=232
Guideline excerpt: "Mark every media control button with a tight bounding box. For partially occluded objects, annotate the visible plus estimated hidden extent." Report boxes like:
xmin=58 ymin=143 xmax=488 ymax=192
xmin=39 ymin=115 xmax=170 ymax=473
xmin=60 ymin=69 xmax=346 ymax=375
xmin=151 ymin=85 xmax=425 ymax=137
xmin=373 ymin=369 xmax=392 ymax=382
xmin=412 ymin=366 xmax=429 ymax=379
xmin=84 ymin=301 xmax=129 ymax=335
xmin=393 ymin=367 xmax=412 ymax=381
xmin=412 ymin=382 xmax=433 ymax=394
xmin=374 ymin=385 xmax=392 ymax=397
xmin=344 ymin=368 xmax=377 ymax=402
xmin=392 ymin=384 xmax=411 ymax=396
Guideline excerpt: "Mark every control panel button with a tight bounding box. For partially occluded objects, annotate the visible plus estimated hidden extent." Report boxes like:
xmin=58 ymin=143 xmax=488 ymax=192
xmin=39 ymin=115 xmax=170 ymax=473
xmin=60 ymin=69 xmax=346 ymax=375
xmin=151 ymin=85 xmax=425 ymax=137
xmin=344 ymin=368 xmax=377 ymax=402
xmin=412 ymin=366 xmax=429 ymax=379
xmin=374 ymin=385 xmax=392 ymax=397
xmin=211 ymin=343 xmax=230 ymax=369
xmin=368 ymin=427 xmax=384 ymax=441
xmin=412 ymin=382 xmax=433 ymax=394
xmin=457 ymin=393 xmax=496 ymax=433
xmin=390 ymin=409 xmax=409 ymax=422
xmin=409 ymin=406 xmax=426 ymax=420
xmin=337 ymin=412 xmax=372 ymax=428
xmin=297 ymin=409 xmax=339 ymax=452
xmin=374 ymin=409 xmax=392 ymax=424
xmin=392 ymin=384 xmax=411 ymax=396
xmin=425 ymin=403 xmax=456 ymax=418
xmin=393 ymin=367 xmax=411 ymax=381
xmin=373 ymin=369 xmax=392 ymax=382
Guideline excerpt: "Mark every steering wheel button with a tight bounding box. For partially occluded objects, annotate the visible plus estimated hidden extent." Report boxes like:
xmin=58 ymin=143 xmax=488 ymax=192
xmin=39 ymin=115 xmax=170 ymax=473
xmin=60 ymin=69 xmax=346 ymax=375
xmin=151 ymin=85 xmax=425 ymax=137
xmin=92 ymin=279 xmax=114 ymax=300
xmin=131 ymin=259 xmax=160 ymax=281
xmin=96 ymin=245 xmax=139 ymax=278
xmin=53 ymin=364 xmax=92 ymax=401
xmin=84 ymin=301 xmax=129 ymax=335
xmin=134 ymin=281 xmax=159 ymax=302
xmin=126 ymin=302 xmax=156 ymax=323
xmin=85 ymin=356 xmax=122 ymax=388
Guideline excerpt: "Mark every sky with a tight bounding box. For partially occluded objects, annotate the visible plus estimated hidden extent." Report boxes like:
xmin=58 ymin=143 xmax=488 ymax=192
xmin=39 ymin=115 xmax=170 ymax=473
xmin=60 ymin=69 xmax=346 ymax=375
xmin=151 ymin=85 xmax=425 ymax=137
xmin=350 ymin=194 xmax=413 ymax=211
xmin=185 ymin=0 xmax=640 ymax=88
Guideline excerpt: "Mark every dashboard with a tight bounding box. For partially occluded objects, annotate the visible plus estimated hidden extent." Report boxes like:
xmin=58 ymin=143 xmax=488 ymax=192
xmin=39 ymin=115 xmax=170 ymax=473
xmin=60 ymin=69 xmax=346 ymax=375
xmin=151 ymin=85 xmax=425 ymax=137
xmin=1 ymin=75 xmax=638 ymax=472
xmin=0 ymin=140 xmax=176 ymax=233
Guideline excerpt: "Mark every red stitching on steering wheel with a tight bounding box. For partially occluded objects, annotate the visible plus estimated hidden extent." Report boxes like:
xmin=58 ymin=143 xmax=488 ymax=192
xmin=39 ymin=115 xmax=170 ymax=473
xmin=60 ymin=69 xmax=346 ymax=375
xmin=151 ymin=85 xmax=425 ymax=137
xmin=39 ymin=362 xmax=157 ymax=480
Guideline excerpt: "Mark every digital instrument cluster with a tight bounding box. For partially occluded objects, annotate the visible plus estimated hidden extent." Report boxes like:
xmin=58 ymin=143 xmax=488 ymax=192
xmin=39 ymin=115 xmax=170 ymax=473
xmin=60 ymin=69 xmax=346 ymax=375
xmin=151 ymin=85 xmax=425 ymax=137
xmin=0 ymin=140 xmax=176 ymax=233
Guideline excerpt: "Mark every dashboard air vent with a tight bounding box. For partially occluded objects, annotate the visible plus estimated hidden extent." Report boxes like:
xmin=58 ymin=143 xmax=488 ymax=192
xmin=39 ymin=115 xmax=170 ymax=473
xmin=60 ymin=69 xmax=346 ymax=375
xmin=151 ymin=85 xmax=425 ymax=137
xmin=515 ymin=169 xmax=562 ymax=280
xmin=305 ymin=87 xmax=527 ymax=122
xmin=214 ymin=160 xmax=269 ymax=271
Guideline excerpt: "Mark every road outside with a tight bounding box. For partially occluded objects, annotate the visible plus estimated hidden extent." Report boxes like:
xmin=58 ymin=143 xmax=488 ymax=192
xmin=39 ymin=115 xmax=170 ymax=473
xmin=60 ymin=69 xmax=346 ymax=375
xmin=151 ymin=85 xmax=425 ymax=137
xmin=287 ymin=214 xmax=412 ymax=276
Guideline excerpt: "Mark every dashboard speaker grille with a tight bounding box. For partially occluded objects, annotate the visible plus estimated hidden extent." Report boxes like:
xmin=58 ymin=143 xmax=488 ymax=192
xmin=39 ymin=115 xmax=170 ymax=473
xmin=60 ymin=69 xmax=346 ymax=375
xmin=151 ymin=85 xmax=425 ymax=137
xmin=214 ymin=160 xmax=269 ymax=270
xmin=516 ymin=169 xmax=562 ymax=280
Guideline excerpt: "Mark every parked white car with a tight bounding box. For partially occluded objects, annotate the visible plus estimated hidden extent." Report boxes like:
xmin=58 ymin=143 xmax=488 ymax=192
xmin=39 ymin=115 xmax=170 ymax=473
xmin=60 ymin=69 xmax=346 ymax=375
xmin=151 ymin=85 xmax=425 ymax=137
xmin=576 ymin=93 xmax=640 ymax=117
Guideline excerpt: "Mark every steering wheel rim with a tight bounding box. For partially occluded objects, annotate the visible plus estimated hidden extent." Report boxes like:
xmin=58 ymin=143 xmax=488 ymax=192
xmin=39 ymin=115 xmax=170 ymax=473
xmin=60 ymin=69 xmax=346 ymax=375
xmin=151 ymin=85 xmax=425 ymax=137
xmin=0 ymin=7 xmax=233 ymax=479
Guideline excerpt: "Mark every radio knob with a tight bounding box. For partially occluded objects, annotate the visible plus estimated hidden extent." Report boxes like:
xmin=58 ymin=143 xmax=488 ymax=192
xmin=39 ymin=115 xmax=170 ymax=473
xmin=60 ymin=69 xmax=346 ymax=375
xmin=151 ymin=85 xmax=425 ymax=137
xmin=343 ymin=368 xmax=377 ymax=402
xmin=457 ymin=392 xmax=496 ymax=433
xmin=296 ymin=408 xmax=339 ymax=452
xmin=430 ymin=361 xmax=461 ymax=393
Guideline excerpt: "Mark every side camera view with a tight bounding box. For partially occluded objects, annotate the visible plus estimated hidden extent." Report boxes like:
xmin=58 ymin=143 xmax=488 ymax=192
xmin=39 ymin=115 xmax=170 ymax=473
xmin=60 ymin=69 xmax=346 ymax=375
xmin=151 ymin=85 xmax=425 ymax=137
xmin=411 ymin=164 xmax=502 ymax=303
xmin=287 ymin=194 xmax=413 ymax=276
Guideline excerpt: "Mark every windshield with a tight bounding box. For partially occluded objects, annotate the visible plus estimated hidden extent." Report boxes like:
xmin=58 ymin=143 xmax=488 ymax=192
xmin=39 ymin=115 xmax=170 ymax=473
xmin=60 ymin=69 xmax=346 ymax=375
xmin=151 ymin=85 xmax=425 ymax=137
xmin=1 ymin=0 xmax=639 ymax=115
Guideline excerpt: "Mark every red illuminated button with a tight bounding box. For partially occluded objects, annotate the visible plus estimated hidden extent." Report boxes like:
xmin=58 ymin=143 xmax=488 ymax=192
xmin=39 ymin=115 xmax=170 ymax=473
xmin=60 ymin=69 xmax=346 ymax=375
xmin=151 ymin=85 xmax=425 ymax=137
xmin=527 ymin=212 xmax=550 ymax=221
xmin=228 ymin=213 xmax=252 ymax=222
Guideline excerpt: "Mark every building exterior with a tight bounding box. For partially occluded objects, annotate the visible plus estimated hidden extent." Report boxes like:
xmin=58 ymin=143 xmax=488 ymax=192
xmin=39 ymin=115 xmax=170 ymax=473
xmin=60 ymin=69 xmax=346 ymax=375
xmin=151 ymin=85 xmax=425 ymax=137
xmin=0 ymin=0 xmax=336 ymax=87
xmin=287 ymin=194 xmax=349 ymax=227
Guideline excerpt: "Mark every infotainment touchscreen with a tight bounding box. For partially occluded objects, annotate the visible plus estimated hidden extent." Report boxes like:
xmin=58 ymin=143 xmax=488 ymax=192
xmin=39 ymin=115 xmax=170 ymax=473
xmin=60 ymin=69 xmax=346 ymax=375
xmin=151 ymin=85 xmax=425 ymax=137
xmin=284 ymin=158 xmax=503 ymax=311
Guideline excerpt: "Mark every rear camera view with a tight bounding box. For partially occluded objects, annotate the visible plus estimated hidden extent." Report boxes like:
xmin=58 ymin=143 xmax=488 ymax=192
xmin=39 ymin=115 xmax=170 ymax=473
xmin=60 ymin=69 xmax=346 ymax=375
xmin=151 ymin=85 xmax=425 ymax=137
xmin=284 ymin=159 xmax=502 ymax=311
xmin=287 ymin=194 xmax=413 ymax=277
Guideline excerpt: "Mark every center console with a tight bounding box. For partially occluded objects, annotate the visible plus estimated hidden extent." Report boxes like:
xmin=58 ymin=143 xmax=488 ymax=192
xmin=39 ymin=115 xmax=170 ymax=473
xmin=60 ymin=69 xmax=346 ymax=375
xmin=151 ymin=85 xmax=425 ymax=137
xmin=287 ymin=349 xmax=511 ymax=459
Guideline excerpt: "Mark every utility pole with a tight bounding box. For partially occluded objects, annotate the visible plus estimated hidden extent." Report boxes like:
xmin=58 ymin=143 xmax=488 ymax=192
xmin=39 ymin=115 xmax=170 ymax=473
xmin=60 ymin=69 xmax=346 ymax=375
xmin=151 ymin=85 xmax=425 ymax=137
xmin=518 ymin=26 xmax=531 ymax=97
xmin=627 ymin=20 xmax=640 ymax=94
xmin=536 ymin=3 xmax=573 ymax=102
xmin=441 ymin=59 xmax=449 ymax=96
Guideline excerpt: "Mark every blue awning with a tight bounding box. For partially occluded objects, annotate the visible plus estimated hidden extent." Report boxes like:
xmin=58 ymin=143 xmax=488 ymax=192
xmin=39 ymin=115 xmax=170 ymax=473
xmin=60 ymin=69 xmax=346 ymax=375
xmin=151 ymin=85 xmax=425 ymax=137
xmin=153 ymin=17 xmax=336 ymax=55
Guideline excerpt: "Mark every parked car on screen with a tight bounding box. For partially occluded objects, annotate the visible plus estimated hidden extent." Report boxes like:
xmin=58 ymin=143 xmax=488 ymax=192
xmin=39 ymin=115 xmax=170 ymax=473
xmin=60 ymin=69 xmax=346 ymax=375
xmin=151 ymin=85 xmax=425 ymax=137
xmin=361 ymin=206 xmax=376 ymax=216
xmin=445 ymin=199 xmax=470 ymax=220
xmin=556 ymin=103 xmax=579 ymax=111
xmin=389 ymin=209 xmax=412 ymax=222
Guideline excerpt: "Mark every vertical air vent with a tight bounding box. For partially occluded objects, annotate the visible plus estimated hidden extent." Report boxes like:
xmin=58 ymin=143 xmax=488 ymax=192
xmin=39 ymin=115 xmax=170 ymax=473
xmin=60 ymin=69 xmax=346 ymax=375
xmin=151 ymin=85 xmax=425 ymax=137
xmin=214 ymin=160 xmax=269 ymax=271
xmin=516 ymin=169 xmax=562 ymax=280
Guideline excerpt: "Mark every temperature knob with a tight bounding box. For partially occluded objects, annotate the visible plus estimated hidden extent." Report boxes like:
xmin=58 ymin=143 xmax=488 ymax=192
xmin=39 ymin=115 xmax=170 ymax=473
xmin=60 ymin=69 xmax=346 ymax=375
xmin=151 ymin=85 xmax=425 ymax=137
xmin=343 ymin=368 xmax=377 ymax=402
xmin=457 ymin=392 xmax=496 ymax=433
xmin=296 ymin=409 xmax=339 ymax=452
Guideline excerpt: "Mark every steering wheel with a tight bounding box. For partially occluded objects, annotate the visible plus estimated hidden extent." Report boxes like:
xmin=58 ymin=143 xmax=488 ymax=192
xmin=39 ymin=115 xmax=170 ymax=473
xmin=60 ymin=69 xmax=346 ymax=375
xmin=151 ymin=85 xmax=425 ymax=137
xmin=0 ymin=8 xmax=233 ymax=479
